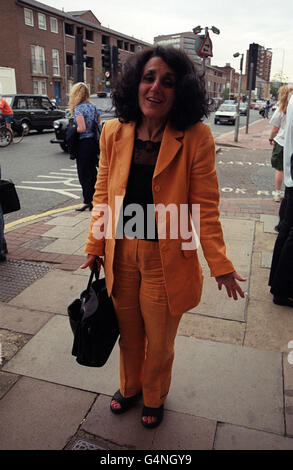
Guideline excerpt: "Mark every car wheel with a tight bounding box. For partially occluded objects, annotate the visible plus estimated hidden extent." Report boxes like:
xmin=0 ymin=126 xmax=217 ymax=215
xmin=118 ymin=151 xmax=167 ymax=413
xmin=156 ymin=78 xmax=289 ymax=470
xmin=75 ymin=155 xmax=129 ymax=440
xmin=22 ymin=121 xmax=30 ymax=136
xmin=60 ymin=142 xmax=68 ymax=152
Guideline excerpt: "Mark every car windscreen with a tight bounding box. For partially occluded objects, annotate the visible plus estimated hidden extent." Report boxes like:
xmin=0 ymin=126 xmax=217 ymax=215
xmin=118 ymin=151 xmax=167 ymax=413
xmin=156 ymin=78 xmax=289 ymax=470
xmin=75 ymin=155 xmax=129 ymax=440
xmin=219 ymin=106 xmax=236 ymax=112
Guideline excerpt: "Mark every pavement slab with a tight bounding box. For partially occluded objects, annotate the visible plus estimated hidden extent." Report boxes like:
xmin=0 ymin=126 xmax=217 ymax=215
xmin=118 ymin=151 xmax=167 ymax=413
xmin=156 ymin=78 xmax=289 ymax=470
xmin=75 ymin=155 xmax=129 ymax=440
xmin=178 ymin=312 xmax=245 ymax=346
xmin=0 ymin=371 xmax=19 ymax=400
xmin=0 ymin=376 xmax=96 ymax=450
xmin=2 ymin=314 xmax=120 ymax=395
xmin=214 ymin=423 xmax=293 ymax=450
xmin=81 ymin=394 xmax=217 ymax=450
xmin=283 ymin=353 xmax=293 ymax=437
xmin=9 ymin=270 xmax=87 ymax=315
xmin=168 ymin=336 xmax=284 ymax=435
xmin=189 ymin=218 xmax=253 ymax=321
xmin=244 ymin=298 xmax=293 ymax=352
xmin=0 ymin=302 xmax=53 ymax=335
xmin=3 ymin=316 xmax=284 ymax=435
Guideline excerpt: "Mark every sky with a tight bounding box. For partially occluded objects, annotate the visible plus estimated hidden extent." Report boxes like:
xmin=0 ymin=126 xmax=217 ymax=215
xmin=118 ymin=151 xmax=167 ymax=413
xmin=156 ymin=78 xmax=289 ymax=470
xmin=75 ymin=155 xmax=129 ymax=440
xmin=44 ymin=0 xmax=293 ymax=82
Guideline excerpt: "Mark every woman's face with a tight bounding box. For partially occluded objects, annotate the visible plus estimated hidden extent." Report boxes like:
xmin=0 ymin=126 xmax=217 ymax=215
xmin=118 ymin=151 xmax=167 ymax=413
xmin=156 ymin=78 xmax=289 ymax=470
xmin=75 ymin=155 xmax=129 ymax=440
xmin=138 ymin=56 xmax=176 ymax=123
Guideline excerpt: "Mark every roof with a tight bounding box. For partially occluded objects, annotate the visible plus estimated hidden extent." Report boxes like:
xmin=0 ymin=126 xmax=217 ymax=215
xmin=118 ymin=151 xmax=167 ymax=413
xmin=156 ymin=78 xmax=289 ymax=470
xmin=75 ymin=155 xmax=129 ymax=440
xmin=17 ymin=0 xmax=151 ymax=45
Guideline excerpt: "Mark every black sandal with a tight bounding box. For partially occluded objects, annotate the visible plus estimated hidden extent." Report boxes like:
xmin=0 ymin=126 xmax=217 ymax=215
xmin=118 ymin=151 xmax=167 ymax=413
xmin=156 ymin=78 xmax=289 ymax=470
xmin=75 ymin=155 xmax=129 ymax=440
xmin=141 ymin=404 xmax=164 ymax=429
xmin=110 ymin=389 xmax=142 ymax=414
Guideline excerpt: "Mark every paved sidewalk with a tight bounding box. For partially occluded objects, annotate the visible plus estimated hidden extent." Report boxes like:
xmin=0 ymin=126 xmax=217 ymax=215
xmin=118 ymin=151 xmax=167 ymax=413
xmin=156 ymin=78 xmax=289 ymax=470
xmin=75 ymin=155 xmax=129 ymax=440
xmin=1 ymin=123 xmax=293 ymax=450
xmin=215 ymin=116 xmax=272 ymax=150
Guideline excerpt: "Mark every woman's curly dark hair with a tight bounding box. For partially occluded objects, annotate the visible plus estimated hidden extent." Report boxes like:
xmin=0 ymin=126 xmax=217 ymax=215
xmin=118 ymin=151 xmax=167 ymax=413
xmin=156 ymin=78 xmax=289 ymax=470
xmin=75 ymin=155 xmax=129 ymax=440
xmin=111 ymin=45 xmax=210 ymax=131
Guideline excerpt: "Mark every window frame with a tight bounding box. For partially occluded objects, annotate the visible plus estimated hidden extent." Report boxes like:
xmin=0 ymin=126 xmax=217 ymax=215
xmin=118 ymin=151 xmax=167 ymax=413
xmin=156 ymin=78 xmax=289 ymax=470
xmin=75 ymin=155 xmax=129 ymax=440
xmin=38 ymin=13 xmax=47 ymax=30
xmin=50 ymin=17 xmax=58 ymax=34
xmin=52 ymin=49 xmax=60 ymax=76
xmin=24 ymin=8 xmax=34 ymax=27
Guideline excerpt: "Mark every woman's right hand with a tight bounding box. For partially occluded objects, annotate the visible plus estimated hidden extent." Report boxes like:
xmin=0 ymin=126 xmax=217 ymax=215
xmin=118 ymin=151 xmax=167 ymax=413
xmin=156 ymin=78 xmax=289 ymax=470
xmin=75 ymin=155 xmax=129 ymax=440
xmin=80 ymin=254 xmax=102 ymax=271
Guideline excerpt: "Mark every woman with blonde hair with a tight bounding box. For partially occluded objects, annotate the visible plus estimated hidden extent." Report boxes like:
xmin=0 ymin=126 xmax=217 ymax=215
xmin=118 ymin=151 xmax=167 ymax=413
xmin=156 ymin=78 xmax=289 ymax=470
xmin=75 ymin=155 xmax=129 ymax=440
xmin=269 ymin=85 xmax=293 ymax=203
xmin=68 ymin=82 xmax=101 ymax=211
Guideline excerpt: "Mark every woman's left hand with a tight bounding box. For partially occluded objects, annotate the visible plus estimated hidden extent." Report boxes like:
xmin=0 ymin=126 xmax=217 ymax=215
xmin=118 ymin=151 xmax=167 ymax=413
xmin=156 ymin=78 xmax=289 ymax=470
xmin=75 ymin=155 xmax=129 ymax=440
xmin=215 ymin=271 xmax=246 ymax=300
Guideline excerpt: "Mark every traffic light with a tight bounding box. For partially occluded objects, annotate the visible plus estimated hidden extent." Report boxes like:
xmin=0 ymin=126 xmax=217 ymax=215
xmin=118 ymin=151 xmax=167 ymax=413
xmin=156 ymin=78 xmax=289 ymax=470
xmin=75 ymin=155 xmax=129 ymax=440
xmin=102 ymin=45 xmax=111 ymax=73
xmin=75 ymin=33 xmax=87 ymax=82
xmin=112 ymin=45 xmax=119 ymax=77
xmin=248 ymin=43 xmax=258 ymax=90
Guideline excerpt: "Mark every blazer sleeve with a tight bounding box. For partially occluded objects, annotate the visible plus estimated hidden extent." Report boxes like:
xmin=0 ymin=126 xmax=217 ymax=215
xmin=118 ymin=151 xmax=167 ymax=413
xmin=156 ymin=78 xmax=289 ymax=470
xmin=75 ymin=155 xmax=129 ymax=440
xmin=84 ymin=122 xmax=109 ymax=256
xmin=189 ymin=125 xmax=235 ymax=277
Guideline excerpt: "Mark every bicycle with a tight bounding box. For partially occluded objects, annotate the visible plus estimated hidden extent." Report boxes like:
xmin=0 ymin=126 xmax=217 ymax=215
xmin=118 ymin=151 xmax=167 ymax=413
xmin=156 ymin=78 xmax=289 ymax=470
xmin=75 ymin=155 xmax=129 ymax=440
xmin=0 ymin=116 xmax=12 ymax=147
xmin=11 ymin=118 xmax=25 ymax=144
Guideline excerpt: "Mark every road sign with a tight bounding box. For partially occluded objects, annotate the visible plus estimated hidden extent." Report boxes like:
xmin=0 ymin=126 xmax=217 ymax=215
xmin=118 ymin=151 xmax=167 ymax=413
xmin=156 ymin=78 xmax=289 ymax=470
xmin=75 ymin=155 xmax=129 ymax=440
xmin=198 ymin=32 xmax=213 ymax=57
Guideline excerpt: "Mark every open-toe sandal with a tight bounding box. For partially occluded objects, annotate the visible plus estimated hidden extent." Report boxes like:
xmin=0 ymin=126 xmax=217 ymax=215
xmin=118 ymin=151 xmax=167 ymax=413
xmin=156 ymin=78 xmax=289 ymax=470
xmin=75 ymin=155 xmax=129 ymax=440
xmin=141 ymin=404 xmax=164 ymax=429
xmin=110 ymin=389 xmax=142 ymax=414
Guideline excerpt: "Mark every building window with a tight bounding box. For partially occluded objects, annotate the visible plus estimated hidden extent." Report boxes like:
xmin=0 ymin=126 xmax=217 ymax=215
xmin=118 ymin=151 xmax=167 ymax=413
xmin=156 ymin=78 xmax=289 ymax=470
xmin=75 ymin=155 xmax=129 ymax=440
xmin=86 ymin=57 xmax=94 ymax=68
xmin=50 ymin=17 xmax=58 ymax=33
xmin=33 ymin=80 xmax=47 ymax=95
xmin=85 ymin=30 xmax=93 ymax=41
xmin=24 ymin=8 xmax=34 ymax=26
xmin=38 ymin=13 xmax=46 ymax=30
xmin=130 ymin=44 xmax=135 ymax=53
xmin=117 ymin=40 xmax=123 ymax=49
xmin=65 ymin=23 xmax=74 ymax=36
xmin=52 ymin=49 xmax=60 ymax=76
xmin=31 ymin=45 xmax=47 ymax=75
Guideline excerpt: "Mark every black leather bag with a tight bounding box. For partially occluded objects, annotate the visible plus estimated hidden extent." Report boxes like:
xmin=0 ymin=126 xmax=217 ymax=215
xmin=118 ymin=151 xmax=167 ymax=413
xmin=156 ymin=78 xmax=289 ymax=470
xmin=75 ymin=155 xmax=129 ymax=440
xmin=0 ymin=179 xmax=21 ymax=215
xmin=67 ymin=261 xmax=119 ymax=367
xmin=65 ymin=120 xmax=79 ymax=160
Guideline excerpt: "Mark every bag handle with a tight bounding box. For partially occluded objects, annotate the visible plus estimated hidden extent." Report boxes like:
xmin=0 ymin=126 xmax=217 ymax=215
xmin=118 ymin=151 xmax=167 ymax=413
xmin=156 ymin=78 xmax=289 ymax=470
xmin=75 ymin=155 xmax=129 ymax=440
xmin=85 ymin=256 xmax=103 ymax=293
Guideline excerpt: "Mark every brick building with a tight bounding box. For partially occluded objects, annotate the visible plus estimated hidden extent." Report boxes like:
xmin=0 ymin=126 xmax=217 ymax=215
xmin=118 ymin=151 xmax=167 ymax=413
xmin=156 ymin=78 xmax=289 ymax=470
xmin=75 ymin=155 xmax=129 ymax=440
xmin=0 ymin=0 xmax=151 ymax=105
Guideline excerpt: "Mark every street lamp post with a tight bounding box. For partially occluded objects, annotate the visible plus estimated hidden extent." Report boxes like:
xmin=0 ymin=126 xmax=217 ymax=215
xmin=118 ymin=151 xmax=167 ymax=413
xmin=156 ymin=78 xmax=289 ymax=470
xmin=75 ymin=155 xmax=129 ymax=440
xmin=233 ymin=52 xmax=244 ymax=142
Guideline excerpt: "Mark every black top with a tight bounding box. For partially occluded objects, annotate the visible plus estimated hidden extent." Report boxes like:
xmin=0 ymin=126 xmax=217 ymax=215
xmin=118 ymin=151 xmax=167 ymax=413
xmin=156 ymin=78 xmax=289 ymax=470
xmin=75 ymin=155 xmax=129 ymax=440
xmin=116 ymin=138 xmax=161 ymax=241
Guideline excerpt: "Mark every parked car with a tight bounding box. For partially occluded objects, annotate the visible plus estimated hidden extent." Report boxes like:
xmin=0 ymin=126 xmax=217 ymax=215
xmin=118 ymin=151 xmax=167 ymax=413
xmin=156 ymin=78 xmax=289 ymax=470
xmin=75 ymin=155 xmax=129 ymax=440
xmin=239 ymin=103 xmax=248 ymax=116
xmin=210 ymin=97 xmax=223 ymax=111
xmin=51 ymin=95 xmax=115 ymax=152
xmin=224 ymin=99 xmax=236 ymax=104
xmin=3 ymin=94 xmax=65 ymax=134
xmin=214 ymin=104 xmax=237 ymax=125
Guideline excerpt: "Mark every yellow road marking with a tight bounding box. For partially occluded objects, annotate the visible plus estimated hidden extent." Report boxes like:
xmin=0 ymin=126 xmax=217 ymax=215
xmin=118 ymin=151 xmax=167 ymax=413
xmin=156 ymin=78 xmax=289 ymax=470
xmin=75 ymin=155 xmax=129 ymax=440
xmin=5 ymin=204 xmax=83 ymax=229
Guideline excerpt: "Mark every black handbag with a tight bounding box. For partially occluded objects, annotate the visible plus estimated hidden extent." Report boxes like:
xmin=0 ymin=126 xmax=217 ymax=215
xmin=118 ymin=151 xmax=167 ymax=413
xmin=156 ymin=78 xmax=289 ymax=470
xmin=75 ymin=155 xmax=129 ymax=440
xmin=65 ymin=119 xmax=79 ymax=160
xmin=67 ymin=261 xmax=119 ymax=367
xmin=0 ymin=179 xmax=21 ymax=215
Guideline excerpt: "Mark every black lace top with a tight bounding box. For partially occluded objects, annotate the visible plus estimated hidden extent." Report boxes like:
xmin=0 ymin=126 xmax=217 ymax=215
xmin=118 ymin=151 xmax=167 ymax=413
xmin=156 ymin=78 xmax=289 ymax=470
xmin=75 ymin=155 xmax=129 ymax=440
xmin=116 ymin=138 xmax=161 ymax=241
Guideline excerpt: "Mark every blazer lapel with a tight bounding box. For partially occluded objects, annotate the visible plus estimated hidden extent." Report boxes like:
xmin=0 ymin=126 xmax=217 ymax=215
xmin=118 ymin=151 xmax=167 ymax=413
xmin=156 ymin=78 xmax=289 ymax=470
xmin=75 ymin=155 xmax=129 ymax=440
xmin=113 ymin=122 xmax=136 ymax=192
xmin=153 ymin=122 xmax=184 ymax=178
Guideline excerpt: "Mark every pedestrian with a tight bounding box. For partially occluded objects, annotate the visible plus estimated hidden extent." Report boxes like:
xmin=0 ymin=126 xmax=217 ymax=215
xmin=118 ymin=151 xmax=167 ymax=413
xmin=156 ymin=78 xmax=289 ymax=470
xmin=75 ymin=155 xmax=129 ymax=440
xmin=0 ymin=165 xmax=8 ymax=262
xmin=0 ymin=94 xmax=14 ymax=131
xmin=68 ymin=82 xmax=101 ymax=212
xmin=269 ymin=88 xmax=293 ymax=307
xmin=81 ymin=46 xmax=246 ymax=428
xmin=264 ymin=99 xmax=271 ymax=119
xmin=269 ymin=85 xmax=293 ymax=203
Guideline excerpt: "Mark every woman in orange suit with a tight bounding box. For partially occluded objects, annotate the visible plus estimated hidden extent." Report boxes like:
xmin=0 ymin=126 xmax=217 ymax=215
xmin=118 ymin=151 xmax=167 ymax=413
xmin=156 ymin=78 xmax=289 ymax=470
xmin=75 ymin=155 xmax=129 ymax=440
xmin=81 ymin=46 xmax=245 ymax=428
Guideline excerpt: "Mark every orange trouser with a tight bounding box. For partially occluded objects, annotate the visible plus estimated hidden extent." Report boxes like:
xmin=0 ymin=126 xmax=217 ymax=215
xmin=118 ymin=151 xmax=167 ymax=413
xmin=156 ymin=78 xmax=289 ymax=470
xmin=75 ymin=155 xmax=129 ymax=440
xmin=111 ymin=238 xmax=183 ymax=408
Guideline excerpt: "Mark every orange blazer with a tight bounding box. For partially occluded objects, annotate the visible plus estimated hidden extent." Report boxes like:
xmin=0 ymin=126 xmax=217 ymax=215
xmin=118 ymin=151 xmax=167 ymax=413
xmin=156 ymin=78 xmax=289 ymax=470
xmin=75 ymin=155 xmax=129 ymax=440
xmin=85 ymin=118 xmax=235 ymax=316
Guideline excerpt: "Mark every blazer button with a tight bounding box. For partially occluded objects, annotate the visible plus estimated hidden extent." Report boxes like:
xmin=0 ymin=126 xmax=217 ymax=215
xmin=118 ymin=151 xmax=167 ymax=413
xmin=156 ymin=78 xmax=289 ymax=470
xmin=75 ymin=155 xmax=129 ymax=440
xmin=154 ymin=185 xmax=160 ymax=192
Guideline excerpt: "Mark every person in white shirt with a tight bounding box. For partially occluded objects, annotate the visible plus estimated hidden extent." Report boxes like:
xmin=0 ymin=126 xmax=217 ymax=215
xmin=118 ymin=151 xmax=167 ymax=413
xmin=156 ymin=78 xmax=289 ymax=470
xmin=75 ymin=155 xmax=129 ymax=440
xmin=269 ymin=90 xmax=293 ymax=307
xmin=269 ymin=85 xmax=293 ymax=202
